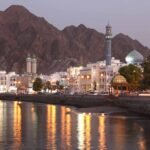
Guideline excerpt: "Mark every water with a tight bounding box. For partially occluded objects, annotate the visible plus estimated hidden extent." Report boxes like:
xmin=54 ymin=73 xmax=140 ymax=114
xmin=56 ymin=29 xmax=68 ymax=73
xmin=0 ymin=100 xmax=149 ymax=150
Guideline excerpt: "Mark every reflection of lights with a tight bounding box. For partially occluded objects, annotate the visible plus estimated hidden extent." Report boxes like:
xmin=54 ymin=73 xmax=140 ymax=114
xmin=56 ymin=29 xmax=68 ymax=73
xmin=98 ymin=115 xmax=106 ymax=150
xmin=51 ymin=105 xmax=56 ymax=148
xmin=66 ymin=108 xmax=71 ymax=149
xmin=77 ymin=114 xmax=85 ymax=150
xmin=138 ymin=126 xmax=146 ymax=150
xmin=60 ymin=106 xmax=72 ymax=149
xmin=61 ymin=107 xmax=66 ymax=144
xmin=0 ymin=101 xmax=4 ymax=141
xmin=85 ymin=114 xmax=91 ymax=150
xmin=77 ymin=113 xmax=91 ymax=150
xmin=47 ymin=105 xmax=56 ymax=149
xmin=13 ymin=101 xmax=22 ymax=149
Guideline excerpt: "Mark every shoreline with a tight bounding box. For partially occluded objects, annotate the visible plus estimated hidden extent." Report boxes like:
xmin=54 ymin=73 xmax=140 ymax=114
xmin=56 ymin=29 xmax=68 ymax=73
xmin=0 ymin=94 xmax=112 ymax=108
xmin=0 ymin=94 xmax=150 ymax=116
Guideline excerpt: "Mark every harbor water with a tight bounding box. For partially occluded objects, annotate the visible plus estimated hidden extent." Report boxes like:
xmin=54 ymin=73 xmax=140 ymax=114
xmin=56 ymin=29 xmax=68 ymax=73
xmin=0 ymin=100 xmax=149 ymax=150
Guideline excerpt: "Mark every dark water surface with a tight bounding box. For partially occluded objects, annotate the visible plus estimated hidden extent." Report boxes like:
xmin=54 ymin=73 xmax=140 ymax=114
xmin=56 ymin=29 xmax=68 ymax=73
xmin=0 ymin=100 xmax=150 ymax=150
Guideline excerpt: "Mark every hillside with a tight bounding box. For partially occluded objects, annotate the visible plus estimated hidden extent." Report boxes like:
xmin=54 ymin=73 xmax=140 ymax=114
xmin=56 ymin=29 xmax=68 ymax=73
xmin=0 ymin=5 xmax=149 ymax=74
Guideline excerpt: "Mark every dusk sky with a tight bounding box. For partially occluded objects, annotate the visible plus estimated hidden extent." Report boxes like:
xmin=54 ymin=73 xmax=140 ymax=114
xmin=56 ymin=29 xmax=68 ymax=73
xmin=0 ymin=0 xmax=150 ymax=47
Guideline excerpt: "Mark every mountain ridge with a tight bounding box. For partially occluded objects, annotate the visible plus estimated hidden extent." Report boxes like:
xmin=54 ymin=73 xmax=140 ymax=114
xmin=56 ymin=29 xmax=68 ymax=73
xmin=0 ymin=5 xmax=149 ymax=74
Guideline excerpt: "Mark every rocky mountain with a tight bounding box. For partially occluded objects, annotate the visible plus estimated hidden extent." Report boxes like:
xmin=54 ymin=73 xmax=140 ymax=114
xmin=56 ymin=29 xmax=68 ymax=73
xmin=0 ymin=5 xmax=149 ymax=74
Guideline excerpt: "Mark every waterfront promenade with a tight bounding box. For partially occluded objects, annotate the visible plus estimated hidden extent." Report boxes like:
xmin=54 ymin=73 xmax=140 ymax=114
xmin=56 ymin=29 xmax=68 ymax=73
xmin=0 ymin=93 xmax=150 ymax=116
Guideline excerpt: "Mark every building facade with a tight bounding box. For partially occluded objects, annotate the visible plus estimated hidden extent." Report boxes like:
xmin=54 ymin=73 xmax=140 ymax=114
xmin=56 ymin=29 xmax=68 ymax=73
xmin=0 ymin=71 xmax=18 ymax=93
xmin=79 ymin=58 xmax=126 ymax=93
xmin=67 ymin=66 xmax=83 ymax=93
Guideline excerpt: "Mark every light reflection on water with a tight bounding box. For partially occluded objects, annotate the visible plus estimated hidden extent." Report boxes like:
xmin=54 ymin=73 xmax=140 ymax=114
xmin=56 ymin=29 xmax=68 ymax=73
xmin=0 ymin=100 xmax=149 ymax=150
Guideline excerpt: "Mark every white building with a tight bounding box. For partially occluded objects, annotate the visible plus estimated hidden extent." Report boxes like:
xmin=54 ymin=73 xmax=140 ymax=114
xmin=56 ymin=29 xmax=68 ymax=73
xmin=79 ymin=57 xmax=126 ymax=93
xmin=0 ymin=71 xmax=18 ymax=93
xmin=67 ymin=66 xmax=83 ymax=92
xmin=49 ymin=72 xmax=68 ymax=87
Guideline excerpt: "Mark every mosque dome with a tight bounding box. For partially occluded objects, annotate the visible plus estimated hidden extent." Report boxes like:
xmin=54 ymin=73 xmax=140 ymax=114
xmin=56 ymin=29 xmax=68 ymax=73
xmin=125 ymin=50 xmax=144 ymax=64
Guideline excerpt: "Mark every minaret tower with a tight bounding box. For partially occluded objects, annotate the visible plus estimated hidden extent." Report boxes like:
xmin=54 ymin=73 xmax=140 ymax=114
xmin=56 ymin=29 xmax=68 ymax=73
xmin=26 ymin=54 xmax=32 ymax=74
xmin=31 ymin=55 xmax=37 ymax=74
xmin=105 ymin=23 xmax=112 ymax=66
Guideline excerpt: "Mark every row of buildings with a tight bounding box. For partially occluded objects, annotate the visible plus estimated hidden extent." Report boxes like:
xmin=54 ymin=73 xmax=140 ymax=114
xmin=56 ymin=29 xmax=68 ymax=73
xmin=0 ymin=24 xmax=144 ymax=94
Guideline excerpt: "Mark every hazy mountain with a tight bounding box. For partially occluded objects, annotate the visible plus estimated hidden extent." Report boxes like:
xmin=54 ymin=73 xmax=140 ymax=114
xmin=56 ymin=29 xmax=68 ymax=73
xmin=0 ymin=5 xmax=149 ymax=74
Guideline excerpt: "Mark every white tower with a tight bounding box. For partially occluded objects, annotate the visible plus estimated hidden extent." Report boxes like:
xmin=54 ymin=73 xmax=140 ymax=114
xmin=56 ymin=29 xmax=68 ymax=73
xmin=26 ymin=54 xmax=32 ymax=74
xmin=31 ymin=55 xmax=37 ymax=74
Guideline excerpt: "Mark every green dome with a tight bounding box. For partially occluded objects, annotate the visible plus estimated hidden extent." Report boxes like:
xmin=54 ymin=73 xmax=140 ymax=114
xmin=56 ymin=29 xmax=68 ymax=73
xmin=125 ymin=50 xmax=144 ymax=64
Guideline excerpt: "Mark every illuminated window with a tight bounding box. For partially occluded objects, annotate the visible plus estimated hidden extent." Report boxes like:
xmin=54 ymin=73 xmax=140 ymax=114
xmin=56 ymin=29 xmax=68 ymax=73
xmin=81 ymin=75 xmax=84 ymax=79
xmin=87 ymin=75 xmax=90 ymax=79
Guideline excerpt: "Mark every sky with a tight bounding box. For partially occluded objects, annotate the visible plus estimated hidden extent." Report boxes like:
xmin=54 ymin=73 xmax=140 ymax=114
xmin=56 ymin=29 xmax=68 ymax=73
xmin=0 ymin=0 xmax=150 ymax=47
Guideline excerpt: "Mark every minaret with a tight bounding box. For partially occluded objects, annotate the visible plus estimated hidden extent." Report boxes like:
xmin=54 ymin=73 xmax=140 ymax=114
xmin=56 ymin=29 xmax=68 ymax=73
xmin=31 ymin=55 xmax=37 ymax=74
xmin=26 ymin=54 xmax=32 ymax=74
xmin=105 ymin=23 xmax=112 ymax=66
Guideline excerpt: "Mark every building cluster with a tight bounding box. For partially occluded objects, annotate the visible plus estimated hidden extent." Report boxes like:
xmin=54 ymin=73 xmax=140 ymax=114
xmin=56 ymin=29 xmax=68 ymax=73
xmin=0 ymin=24 xmax=144 ymax=94
xmin=0 ymin=54 xmax=38 ymax=93
xmin=66 ymin=24 xmax=144 ymax=94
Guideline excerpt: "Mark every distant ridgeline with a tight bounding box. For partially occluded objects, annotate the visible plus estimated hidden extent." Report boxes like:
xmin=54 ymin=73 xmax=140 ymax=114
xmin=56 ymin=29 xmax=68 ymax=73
xmin=0 ymin=5 xmax=149 ymax=74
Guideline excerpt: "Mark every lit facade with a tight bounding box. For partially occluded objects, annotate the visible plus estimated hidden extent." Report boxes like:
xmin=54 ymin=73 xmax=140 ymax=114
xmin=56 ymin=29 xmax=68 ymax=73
xmin=67 ymin=66 xmax=83 ymax=92
xmin=48 ymin=72 xmax=68 ymax=90
xmin=0 ymin=71 xmax=18 ymax=93
xmin=79 ymin=58 xmax=126 ymax=93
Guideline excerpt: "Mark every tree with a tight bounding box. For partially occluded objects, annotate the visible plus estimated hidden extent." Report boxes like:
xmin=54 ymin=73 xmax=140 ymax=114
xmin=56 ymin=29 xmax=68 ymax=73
xmin=142 ymin=56 xmax=150 ymax=89
xmin=56 ymin=80 xmax=60 ymax=90
xmin=119 ymin=64 xmax=142 ymax=90
xmin=33 ymin=77 xmax=43 ymax=92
